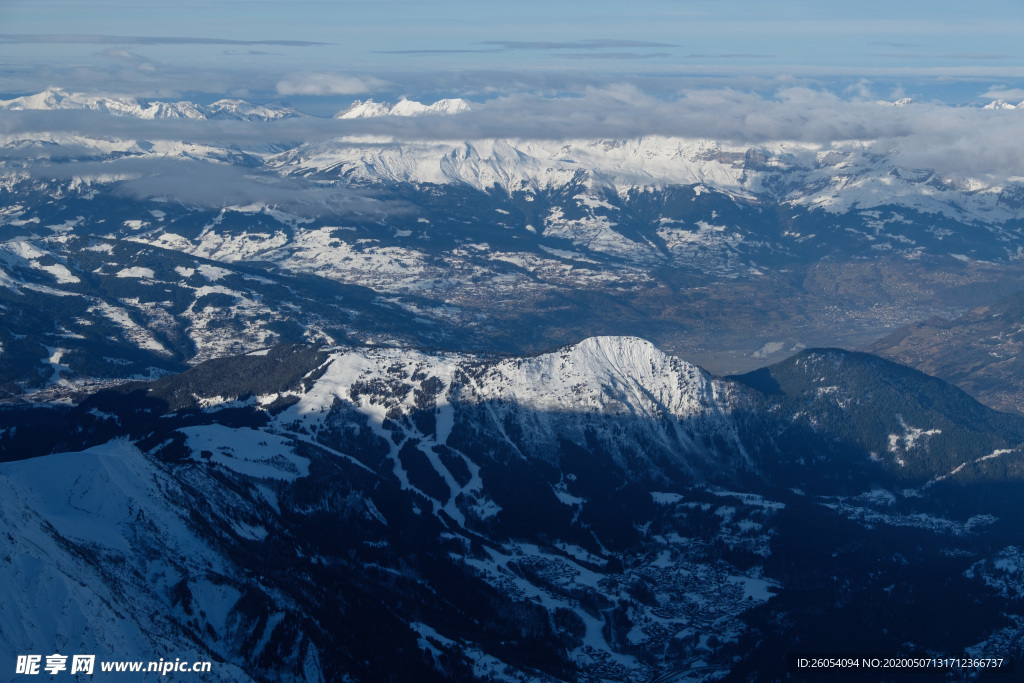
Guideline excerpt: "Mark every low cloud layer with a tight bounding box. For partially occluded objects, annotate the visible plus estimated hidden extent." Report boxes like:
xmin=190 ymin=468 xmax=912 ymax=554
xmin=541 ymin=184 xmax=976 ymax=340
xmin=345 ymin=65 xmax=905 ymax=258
xmin=24 ymin=155 xmax=413 ymax=217
xmin=5 ymin=85 xmax=1024 ymax=187
xmin=981 ymin=87 xmax=1024 ymax=101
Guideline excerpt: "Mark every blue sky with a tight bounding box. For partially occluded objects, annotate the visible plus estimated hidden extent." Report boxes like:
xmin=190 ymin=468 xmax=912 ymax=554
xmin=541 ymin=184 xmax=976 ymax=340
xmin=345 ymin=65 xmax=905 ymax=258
xmin=1 ymin=0 xmax=1022 ymax=109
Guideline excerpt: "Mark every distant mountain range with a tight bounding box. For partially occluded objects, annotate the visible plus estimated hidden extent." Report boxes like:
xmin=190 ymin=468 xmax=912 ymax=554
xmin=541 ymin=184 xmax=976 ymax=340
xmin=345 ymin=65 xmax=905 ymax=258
xmin=7 ymin=89 xmax=1024 ymax=222
xmin=0 ymin=89 xmax=475 ymax=121
xmin=0 ymin=88 xmax=306 ymax=120
xmin=3 ymin=89 xmax=1024 ymax=408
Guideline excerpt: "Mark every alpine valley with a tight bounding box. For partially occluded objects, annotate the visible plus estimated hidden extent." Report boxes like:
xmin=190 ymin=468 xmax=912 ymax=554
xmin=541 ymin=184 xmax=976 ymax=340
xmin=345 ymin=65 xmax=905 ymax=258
xmin=2 ymin=90 xmax=1024 ymax=681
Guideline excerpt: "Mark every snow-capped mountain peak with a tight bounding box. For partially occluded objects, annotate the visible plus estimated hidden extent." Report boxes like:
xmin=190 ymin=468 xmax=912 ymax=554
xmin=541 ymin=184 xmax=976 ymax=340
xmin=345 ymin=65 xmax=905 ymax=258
xmin=0 ymin=87 xmax=80 ymax=111
xmin=334 ymin=97 xmax=471 ymax=119
xmin=0 ymin=88 xmax=205 ymax=119
xmin=335 ymin=98 xmax=394 ymax=119
xmin=478 ymin=336 xmax=716 ymax=419
xmin=0 ymin=88 xmax=305 ymax=121
xmin=275 ymin=336 xmax=747 ymax=479
xmin=205 ymin=99 xmax=305 ymax=120
xmin=877 ymin=97 xmax=914 ymax=107
xmin=982 ymin=99 xmax=1022 ymax=110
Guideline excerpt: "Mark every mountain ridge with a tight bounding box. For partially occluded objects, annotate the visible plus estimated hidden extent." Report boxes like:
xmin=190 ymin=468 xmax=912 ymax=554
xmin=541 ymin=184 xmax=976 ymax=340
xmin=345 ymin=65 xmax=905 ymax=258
xmin=0 ymin=88 xmax=306 ymax=121
xmin=5 ymin=85 xmax=1024 ymax=681
xmin=4 ymin=89 xmax=1022 ymax=223
xmin=3 ymin=337 xmax=1023 ymax=680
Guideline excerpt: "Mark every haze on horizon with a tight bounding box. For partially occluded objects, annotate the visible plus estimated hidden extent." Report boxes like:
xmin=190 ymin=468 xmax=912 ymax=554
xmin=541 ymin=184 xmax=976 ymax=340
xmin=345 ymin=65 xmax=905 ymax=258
xmin=1 ymin=0 xmax=1022 ymax=111
xmin=2 ymin=0 xmax=1024 ymax=205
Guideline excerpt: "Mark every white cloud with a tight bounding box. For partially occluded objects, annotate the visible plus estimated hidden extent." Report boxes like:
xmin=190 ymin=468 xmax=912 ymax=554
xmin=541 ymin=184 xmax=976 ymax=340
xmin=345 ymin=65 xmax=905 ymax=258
xmin=7 ymin=84 xmax=1024 ymax=184
xmin=980 ymin=87 xmax=1024 ymax=101
xmin=27 ymin=156 xmax=412 ymax=216
xmin=275 ymin=73 xmax=385 ymax=96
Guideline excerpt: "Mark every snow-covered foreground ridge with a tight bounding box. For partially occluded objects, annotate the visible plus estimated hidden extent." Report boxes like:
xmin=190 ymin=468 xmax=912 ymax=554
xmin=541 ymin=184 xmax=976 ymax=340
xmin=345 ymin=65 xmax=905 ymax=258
xmin=0 ymin=337 xmax=748 ymax=679
xmin=303 ymin=336 xmax=723 ymax=421
xmin=4 ymin=338 xmax=1024 ymax=679
xmin=0 ymin=441 xmax=259 ymax=680
xmin=285 ymin=335 xmax=747 ymax=477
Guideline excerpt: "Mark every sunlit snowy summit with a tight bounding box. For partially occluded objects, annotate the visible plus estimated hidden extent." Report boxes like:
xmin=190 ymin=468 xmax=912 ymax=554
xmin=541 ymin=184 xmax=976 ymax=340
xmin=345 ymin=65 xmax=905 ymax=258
xmin=335 ymin=97 xmax=472 ymax=118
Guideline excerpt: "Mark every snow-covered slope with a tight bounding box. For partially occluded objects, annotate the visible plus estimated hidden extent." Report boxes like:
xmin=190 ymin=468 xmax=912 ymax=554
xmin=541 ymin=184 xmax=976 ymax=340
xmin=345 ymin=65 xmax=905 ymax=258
xmin=0 ymin=441 xmax=265 ymax=680
xmin=285 ymin=336 xmax=749 ymax=487
xmin=472 ymin=336 xmax=716 ymax=417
